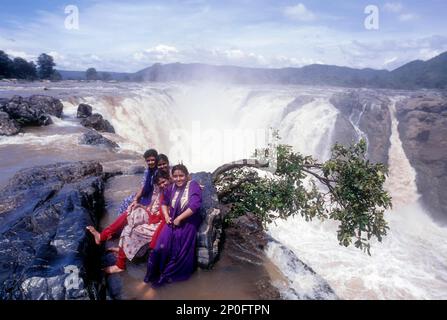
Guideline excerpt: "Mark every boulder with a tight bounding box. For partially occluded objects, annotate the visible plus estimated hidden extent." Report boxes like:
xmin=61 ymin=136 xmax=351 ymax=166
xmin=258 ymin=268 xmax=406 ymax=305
xmin=223 ymin=213 xmax=281 ymax=299
xmin=79 ymin=130 xmax=119 ymax=149
xmin=396 ymin=93 xmax=447 ymax=223
xmin=27 ymin=95 xmax=64 ymax=118
xmin=1 ymin=95 xmax=57 ymax=127
xmin=80 ymin=113 xmax=115 ymax=133
xmin=0 ymin=111 xmax=21 ymax=136
xmin=192 ymin=172 xmax=224 ymax=269
xmin=77 ymin=104 xmax=93 ymax=118
xmin=0 ymin=161 xmax=107 ymax=300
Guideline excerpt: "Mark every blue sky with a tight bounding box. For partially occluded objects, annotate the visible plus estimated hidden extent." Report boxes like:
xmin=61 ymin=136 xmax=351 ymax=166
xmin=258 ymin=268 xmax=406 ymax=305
xmin=1 ymin=0 xmax=446 ymax=72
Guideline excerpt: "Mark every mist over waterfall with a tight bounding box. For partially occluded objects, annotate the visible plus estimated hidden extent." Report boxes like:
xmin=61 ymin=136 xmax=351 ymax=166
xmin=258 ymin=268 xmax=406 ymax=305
xmin=1 ymin=82 xmax=446 ymax=300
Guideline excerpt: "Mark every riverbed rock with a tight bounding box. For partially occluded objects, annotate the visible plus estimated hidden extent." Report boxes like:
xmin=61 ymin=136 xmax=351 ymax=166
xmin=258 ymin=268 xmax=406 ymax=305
xmin=79 ymin=130 xmax=119 ymax=149
xmin=80 ymin=113 xmax=115 ymax=133
xmin=27 ymin=95 xmax=64 ymax=118
xmin=77 ymin=104 xmax=93 ymax=118
xmin=224 ymin=213 xmax=281 ymax=299
xmin=1 ymin=95 xmax=53 ymax=127
xmin=192 ymin=172 xmax=225 ymax=269
xmin=0 ymin=111 xmax=21 ymax=136
xmin=0 ymin=161 xmax=106 ymax=300
xmin=330 ymin=91 xmax=392 ymax=164
xmin=396 ymin=92 xmax=447 ymax=223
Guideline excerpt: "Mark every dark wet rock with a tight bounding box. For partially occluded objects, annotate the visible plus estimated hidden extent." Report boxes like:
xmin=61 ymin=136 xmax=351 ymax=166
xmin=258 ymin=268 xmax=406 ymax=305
xmin=224 ymin=213 xmax=281 ymax=299
xmin=27 ymin=95 xmax=63 ymax=118
xmin=0 ymin=95 xmax=62 ymax=128
xmin=266 ymin=240 xmax=338 ymax=300
xmin=77 ymin=104 xmax=93 ymax=118
xmin=396 ymin=93 xmax=447 ymax=222
xmin=79 ymin=130 xmax=119 ymax=149
xmin=330 ymin=91 xmax=392 ymax=164
xmin=225 ymin=213 xmax=269 ymax=266
xmin=80 ymin=113 xmax=115 ymax=133
xmin=331 ymin=113 xmax=357 ymax=147
xmin=0 ymin=161 xmax=107 ymax=300
xmin=192 ymin=172 xmax=225 ymax=269
xmin=0 ymin=111 xmax=21 ymax=136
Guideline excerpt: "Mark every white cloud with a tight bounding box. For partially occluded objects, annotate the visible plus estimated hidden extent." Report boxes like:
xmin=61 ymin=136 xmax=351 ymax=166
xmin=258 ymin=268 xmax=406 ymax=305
xmin=384 ymin=2 xmax=403 ymax=13
xmin=145 ymin=44 xmax=179 ymax=55
xmin=5 ymin=49 xmax=36 ymax=61
xmin=399 ymin=13 xmax=418 ymax=22
xmin=284 ymin=4 xmax=316 ymax=22
xmin=133 ymin=44 xmax=181 ymax=63
xmin=384 ymin=56 xmax=398 ymax=66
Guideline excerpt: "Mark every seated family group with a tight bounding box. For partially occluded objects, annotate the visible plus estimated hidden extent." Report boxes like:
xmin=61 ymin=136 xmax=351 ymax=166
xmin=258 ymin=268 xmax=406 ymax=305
xmin=86 ymin=149 xmax=203 ymax=288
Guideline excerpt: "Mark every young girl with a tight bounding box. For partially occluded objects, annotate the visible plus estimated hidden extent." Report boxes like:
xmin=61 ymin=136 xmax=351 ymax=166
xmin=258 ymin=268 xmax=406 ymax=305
xmin=87 ymin=170 xmax=170 ymax=274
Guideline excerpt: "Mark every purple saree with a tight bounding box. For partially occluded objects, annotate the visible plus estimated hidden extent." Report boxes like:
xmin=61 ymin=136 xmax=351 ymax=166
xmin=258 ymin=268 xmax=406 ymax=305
xmin=144 ymin=179 xmax=202 ymax=287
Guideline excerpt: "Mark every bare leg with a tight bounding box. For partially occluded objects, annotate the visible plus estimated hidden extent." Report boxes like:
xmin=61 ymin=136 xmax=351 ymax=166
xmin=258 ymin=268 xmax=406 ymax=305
xmin=107 ymin=247 xmax=120 ymax=253
xmin=103 ymin=265 xmax=125 ymax=274
xmin=86 ymin=226 xmax=101 ymax=245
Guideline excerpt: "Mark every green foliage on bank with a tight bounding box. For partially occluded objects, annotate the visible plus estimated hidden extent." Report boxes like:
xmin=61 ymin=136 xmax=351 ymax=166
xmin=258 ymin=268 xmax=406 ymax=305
xmin=215 ymin=139 xmax=392 ymax=254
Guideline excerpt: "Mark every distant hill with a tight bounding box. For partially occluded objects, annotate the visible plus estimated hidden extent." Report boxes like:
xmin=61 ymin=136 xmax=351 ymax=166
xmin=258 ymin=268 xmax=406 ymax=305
xmin=59 ymin=51 xmax=447 ymax=89
xmin=390 ymin=52 xmax=447 ymax=89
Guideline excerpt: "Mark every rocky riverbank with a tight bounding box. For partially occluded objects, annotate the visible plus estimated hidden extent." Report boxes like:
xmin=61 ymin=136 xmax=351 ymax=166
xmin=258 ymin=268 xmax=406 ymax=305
xmin=396 ymin=92 xmax=447 ymax=223
xmin=0 ymin=159 xmax=283 ymax=300
xmin=0 ymin=161 xmax=106 ymax=299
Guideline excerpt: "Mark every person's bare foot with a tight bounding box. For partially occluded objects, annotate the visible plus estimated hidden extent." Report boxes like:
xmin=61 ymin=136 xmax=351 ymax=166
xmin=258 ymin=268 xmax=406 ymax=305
xmin=103 ymin=265 xmax=125 ymax=274
xmin=86 ymin=226 xmax=101 ymax=245
xmin=142 ymin=286 xmax=157 ymax=299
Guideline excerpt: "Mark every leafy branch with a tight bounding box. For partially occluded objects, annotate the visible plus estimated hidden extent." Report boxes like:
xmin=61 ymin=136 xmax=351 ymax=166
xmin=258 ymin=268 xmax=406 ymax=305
xmin=215 ymin=138 xmax=392 ymax=255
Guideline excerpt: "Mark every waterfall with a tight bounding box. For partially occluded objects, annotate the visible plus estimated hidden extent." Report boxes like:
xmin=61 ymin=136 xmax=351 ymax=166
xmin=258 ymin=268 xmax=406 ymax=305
xmin=348 ymin=101 xmax=369 ymax=147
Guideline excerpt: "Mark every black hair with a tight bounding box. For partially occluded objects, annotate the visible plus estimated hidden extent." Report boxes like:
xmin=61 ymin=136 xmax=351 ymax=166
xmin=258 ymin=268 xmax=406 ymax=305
xmin=154 ymin=170 xmax=170 ymax=184
xmin=157 ymin=154 xmax=169 ymax=164
xmin=171 ymin=164 xmax=189 ymax=176
xmin=143 ymin=149 xmax=158 ymax=159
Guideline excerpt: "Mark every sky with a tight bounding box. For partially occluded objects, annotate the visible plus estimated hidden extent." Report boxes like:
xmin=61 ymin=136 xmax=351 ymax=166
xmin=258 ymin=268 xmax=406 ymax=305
xmin=0 ymin=0 xmax=446 ymax=72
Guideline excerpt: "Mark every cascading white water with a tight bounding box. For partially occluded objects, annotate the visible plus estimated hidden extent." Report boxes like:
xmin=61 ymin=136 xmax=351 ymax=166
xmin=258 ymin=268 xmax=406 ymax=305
xmin=348 ymin=101 xmax=369 ymax=147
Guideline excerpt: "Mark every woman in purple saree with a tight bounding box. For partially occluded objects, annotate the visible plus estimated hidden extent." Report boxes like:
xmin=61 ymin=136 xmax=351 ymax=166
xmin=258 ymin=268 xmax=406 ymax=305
xmin=144 ymin=164 xmax=202 ymax=287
